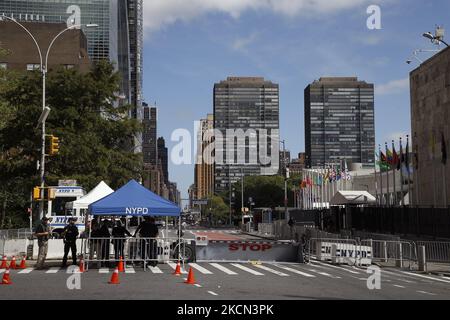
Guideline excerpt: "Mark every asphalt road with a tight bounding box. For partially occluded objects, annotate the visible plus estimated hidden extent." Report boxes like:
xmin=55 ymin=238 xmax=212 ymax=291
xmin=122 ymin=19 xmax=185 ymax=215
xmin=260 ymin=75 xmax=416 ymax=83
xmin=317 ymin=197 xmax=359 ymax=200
xmin=1 ymin=261 xmax=450 ymax=300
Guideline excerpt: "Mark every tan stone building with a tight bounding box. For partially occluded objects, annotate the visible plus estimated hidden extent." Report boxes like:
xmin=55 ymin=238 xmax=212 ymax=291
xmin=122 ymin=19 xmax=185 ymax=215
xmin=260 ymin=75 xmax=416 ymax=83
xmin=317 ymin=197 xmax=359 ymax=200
xmin=194 ymin=114 xmax=214 ymax=200
xmin=0 ymin=21 xmax=90 ymax=73
xmin=410 ymin=46 xmax=450 ymax=207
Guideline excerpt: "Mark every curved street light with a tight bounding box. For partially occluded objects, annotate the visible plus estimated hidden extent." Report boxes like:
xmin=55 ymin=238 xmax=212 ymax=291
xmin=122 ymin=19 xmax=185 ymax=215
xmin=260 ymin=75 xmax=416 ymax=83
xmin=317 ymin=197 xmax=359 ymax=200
xmin=0 ymin=15 xmax=98 ymax=218
xmin=423 ymin=31 xmax=449 ymax=47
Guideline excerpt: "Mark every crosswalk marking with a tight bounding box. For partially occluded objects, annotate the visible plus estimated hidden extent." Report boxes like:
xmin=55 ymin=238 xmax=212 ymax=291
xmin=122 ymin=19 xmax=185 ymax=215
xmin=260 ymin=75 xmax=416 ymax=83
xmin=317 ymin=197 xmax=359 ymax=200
xmin=255 ymin=264 xmax=289 ymax=276
xmin=311 ymin=261 xmax=360 ymax=274
xmin=189 ymin=263 xmax=213 ymax=274
xmin=208 ymin=291 xmax=219 ymax=296
xmin=148 ymin=266 xmax=163 ymax=273
xmin=99 ymin=268 xmax=110 ymax=274
xmin=125 ymin=267 xmax=135 ymax=274
xmin=209 ymin=263 xmax=238 ymax=275
xmin=273 ymin=265 xmax=316 ymax=278
xmin=417 ymin=290 xmax=436 ymax=296
xmin=307 ymin=268 xmax=341 ymax=279
xmin=18 ymin=268 xmax=34 ymax=274
xmin=167 ymin=262 xmax=188 ymax=274
xmin=401 ymin=271 xmax=450 ymax=284
xmin=393 ymin=285 xmax=405 ymax=288
xmin=230 ymin=263 xmax=264 ymax=276
xmin=46 ymin=268 xmax=60 ymax=274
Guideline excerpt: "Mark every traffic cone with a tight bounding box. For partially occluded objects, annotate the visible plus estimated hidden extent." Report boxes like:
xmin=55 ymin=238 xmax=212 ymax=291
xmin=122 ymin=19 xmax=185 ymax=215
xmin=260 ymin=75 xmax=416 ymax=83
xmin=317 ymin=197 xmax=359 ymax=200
xmin=1 ymin=268 xmax=11 ymax=285
xmin=108 ymin=267 xmax=120 ymax=284
xmin=118 ymin=256 xmax=125 ymax=273
xmin=79 ymin=258 xmax=85 ymax=273
xmin=19 ymin=256 xmax=26 ymax=269
xmin=0 ymin=256 xmax=7 ymax=269
xmin=172 ymin=261 xmax=182 ymax=276
xmin=184 ymin=267 xmax=196 ymax=285
xmin=9 ymin=256 xmax=16 ymax=270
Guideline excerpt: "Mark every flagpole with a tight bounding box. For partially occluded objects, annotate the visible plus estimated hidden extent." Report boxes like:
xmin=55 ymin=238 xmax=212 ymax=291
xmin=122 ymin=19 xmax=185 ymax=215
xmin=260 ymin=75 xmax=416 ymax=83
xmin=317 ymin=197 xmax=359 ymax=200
xmin=379 ymin=145 xmax=383 ymax=206
xmin=442 ymin=130 xmax=447 ymax=208
xmin=374 ymin=151 xmax=378 ymax=204
xmin=400 ymin=137 xmax=405 ymax=206
xmin=385 ymin=143 xmax=390 ymax=206
xmin=392 ymin=140 xmax=397 ymax=206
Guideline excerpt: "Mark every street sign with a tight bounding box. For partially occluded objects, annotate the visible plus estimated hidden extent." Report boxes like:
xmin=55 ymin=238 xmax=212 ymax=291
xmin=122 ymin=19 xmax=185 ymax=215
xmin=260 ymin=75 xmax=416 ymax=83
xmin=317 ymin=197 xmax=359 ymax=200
xmin=193 ymin=199 xmax=208 ymax=205
xmin=58 ymin=180 xmax=77 ymax=186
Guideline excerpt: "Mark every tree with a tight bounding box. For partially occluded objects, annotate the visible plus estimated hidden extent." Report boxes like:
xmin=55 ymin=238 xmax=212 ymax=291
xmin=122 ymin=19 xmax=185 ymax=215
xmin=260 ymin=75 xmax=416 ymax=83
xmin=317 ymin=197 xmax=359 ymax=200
xmin=206 ymin=195 xmax=229 ymax=224
xmin=0 ymin=62 xmax=143 ymax=228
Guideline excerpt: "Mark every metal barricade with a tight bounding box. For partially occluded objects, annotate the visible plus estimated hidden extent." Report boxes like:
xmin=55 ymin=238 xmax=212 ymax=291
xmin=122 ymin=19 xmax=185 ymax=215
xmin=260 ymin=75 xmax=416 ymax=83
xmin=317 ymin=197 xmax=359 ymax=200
xmin=81 ymin=236 xmax=189 ymax=270
xmin=258 ymin=223 xmax=274 ymax=235
xmin=0 ymin=228 xmax=33 ymax=240
xmin=415 ymin=241 xmax=450 ymax=263
xmin=361 ymin=240 xmax=416 ymax=269
xmin=308 ymin=238 xmax=369 ymax=266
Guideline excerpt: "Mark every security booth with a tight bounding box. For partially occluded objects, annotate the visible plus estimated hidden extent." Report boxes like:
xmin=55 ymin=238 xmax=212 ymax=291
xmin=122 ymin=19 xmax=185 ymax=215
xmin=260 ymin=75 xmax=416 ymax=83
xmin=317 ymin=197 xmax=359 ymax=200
xmin=82 ymin=180 xmax=192 ymax=270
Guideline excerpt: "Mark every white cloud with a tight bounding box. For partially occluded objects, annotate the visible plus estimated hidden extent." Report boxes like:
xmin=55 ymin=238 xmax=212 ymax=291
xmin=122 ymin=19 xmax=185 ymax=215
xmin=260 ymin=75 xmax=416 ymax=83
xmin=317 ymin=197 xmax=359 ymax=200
xmin=375 ymin=78 xmax=409 ymax=95
xmin=231 ymin=33 xmax=259 ymax=52
xmin=143 ymin=0 xmax=375 ymax=34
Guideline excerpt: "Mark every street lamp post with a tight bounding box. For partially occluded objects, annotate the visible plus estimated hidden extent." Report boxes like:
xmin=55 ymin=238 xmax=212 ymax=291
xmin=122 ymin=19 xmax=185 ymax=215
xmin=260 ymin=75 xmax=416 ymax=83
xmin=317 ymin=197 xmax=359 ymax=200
xmin=0 ymin=16 xmax=97 ymax=219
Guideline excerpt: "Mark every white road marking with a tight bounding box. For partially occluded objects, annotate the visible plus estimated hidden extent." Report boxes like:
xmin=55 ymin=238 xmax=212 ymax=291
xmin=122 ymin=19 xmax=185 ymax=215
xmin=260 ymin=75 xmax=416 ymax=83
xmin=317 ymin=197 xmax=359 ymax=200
xmin=189 ymin=263 xmax=213 ymax=274
xmin=208 ymin=291 xmax=218 ymax=296
xmin=380 ymin=270 xmax=417 ymax=283
xmin=230 ymin=263 xmax=264 ymax=276
xmin=417 ymin=290 xmax=436 ymax=296
xmin=272 ymin=264 xmax=316 ymax=278
xmin=46 ymin=268 xmax=60 ymax=274
xmin=209 ymin=263 xmax=238 ymax=275
xmin=401 ymin=271 xmax=450 ymax=284
xmin=311 ymin=261 xmax=360 ymax=274
xmin=393 ymin=285 xmax=405 ymax=288
xmin=194 ymin=284 xmax=202 ymax=288
xmin=99 ymin=268 xmax=110 ymax=274
xmin=307 ymin=268 xmax=341 ymax=279
xmin=255 ymin=264 xmax=289 ymax=276
xmin=18 ymin=268 xmax=34 ymax=274
xmin=125 ymin=267 xmax=135 ymax=274
xmin=167 ymin=262 xmax=188 ymax=274
xmin=148 ymin=266 xmax=163 ymax=274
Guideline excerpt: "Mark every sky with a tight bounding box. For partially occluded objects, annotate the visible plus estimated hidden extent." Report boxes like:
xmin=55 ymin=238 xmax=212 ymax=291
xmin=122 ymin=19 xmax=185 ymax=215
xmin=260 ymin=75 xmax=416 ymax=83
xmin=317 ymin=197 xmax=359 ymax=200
xmin=141 ymin=0 xmax=450 ymax=200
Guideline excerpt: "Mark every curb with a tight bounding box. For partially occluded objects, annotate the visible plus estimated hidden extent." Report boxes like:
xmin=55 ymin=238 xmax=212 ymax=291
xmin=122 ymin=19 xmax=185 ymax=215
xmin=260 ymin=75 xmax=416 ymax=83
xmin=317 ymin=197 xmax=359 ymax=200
xmin=429 ymin=271 xmax=450 ymax=278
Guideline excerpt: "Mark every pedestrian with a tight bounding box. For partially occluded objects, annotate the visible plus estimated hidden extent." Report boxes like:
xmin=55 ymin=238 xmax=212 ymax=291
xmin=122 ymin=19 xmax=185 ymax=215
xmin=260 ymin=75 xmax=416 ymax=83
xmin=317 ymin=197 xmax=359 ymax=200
xmin=35 ymin=217 xmax=51 ymax=270
xmin=112 ymin=220 xmax=132 ymax=264
xmin=288 ymin=217 xmax=296 ymax=240
xmin=134 ymin=216 xmax=159 ymax=267
xmin=61 ymin=217 xmax=79 ymax=268
xmin=98 ymin=219 xmax=111 ymax=267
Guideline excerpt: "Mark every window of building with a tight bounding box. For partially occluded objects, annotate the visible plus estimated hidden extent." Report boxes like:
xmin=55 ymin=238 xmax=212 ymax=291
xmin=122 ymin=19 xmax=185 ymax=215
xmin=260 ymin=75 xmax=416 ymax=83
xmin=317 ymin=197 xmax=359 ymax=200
xmin=27 ymin=64 xmax=40 ymax=71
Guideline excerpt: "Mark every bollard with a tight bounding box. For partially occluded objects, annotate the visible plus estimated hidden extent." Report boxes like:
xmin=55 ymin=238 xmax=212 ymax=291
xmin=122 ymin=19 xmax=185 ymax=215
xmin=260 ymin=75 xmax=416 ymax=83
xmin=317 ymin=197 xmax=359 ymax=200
xmin=395 ymin=242 xmax=403 ymax=268
xmin=418 ymin=245 xmax=426 ymax=272
xmin=331 ymin=244 xmax=338 ymax=265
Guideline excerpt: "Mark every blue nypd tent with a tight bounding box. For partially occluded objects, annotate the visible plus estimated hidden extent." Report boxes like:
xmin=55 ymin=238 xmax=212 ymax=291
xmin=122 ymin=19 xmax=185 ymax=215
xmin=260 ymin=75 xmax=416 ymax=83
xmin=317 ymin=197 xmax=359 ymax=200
xmin=88 ymin=180 xmax=181 ymax=217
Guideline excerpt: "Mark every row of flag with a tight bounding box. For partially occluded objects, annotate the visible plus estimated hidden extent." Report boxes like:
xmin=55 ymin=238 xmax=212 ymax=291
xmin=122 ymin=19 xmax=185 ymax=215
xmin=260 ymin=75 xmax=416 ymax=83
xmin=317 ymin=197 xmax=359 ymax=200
xmin=300 ymin=165 xmax=351 ymax=189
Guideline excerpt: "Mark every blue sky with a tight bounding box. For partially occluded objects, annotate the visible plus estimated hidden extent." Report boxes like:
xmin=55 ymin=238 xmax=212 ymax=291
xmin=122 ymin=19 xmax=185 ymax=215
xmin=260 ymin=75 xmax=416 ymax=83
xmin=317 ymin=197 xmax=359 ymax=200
xmin=142 ymin=0 xmax=450 ymax=199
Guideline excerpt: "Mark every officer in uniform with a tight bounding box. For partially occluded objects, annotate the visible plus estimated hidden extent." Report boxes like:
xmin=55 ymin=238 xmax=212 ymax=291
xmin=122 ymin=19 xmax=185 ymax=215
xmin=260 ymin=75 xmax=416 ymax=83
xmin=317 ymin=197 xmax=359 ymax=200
xmin=61 ymin=217 xmax=79 ymax=268
xmin=35 ymin=217 xmax=51 ymax=270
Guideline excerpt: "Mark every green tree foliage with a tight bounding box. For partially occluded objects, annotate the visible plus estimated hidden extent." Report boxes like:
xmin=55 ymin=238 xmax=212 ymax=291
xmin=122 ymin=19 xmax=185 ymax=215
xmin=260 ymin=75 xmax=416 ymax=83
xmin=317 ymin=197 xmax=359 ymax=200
xmin=206 ymin=195 xmax=229 ymax=223
xmin=0 ymin=62 xmax=143 ymax=228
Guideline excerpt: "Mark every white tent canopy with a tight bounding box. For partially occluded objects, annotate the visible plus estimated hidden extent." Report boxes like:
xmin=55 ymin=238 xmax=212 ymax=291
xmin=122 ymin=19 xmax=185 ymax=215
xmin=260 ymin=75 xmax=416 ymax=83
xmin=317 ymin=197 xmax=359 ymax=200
xmin=66 ymin=181 xmax=114 ymax=214
xmin=330 ymin=190 xmax=376 ymax=206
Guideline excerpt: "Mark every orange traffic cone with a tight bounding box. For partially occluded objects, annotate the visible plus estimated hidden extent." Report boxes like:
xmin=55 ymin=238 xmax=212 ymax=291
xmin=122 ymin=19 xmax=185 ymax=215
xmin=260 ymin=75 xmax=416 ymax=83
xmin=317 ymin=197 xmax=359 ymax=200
xmin=172 ymin=261 xmax=182 ymax=276
xmin=79 ymin=258 xmax=85 ymax=273
xmin=9 ymin=256 xmax=16 ymax=270
xmin=19 ymin=256 xmax=26 ymax=269
xmin=109 ymin=267 xmax=120 ymax=284
xmin=118 ymin=256 xmax=125 ymax=273
xmin=1 ymin=268 xmax=11 ymax=285
xmin=184 ymin=267 xmax=196 ymax=285
xmin=0 ymin=256 xmax=7 ymax=269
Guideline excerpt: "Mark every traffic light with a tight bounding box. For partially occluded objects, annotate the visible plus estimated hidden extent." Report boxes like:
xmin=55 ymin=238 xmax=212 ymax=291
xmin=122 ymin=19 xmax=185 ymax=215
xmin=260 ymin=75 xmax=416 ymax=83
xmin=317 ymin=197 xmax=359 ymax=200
xmin=49 ymin=135 xmax=60 ymax=156
xmin=33 ymin=187 xmax=41 ymax=200
xmin=48 ymin=188 xmax=56 ymax=200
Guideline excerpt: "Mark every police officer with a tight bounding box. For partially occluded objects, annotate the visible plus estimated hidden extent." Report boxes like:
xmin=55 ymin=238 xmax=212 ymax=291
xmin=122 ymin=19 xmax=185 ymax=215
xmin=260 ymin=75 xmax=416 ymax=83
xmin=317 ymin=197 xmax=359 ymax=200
xmin=134 ymin=216 xmax=159 ymax=267
xmin=112 ymin=220 xmax=132 ymax=263
xmin=61 ymin=217 xmax=79 ymax=268
xmin=35 ymin=217 xmax=51 ymax=270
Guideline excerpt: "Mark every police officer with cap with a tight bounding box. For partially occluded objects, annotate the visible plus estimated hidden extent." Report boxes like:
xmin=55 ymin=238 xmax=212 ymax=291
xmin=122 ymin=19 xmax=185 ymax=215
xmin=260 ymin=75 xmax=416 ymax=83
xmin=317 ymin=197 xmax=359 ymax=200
xmin=61 ymin=217 xmax=79 ymax=268
xmin=35 ymin=216 xmax=52 ymax=270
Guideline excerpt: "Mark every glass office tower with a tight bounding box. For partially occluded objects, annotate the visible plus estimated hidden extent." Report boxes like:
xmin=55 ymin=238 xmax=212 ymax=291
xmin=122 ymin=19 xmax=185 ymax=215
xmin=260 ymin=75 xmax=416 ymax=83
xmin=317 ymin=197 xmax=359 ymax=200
xmin=304 ymin=77 xmax=375 ymax=169
xmin=0 ymin=0 xmax=143 ymax=118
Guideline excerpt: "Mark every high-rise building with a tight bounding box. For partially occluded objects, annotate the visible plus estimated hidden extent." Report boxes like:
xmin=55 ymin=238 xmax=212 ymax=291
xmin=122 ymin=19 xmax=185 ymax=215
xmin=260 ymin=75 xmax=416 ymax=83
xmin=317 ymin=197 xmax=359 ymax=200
xmin=304 ymin=77 xmax=375 ymax=169
xmin=214 ymin=77 xmax=280 ymax=194
xmin=0 ymin=0 xmax=143 ymax=116
xmin=142 ymin=103 xmax=157 ymax=166
xmin=194 ymin=114 xmax=214 ymax=200
xmin=0 ymin=21 xmax=90 ymax=73
xmin=158 ymin=137 xmax=168 ymax=185
xmin=410 ymin=46 xmax=450 ymax=207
